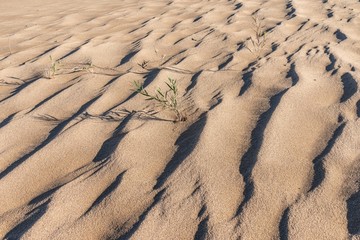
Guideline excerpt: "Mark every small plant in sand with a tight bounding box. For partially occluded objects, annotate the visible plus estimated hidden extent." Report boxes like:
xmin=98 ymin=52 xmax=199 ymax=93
xmin=132 ymin=77 xmax=185 ymax=122
xmin=45 ymin=55 xmax=61 ymax=79
xmin=8 ymin=37 xmax=12 ymax=55
xmin=138 ymin=60 xmax=149 ymax=69
xmin=246 ymin=14 xmax=267 ymax=55
xmin=71 ymin=60 xmax=94 ymax=73
xmin=44 ymin=56 xmax=96 ymax=78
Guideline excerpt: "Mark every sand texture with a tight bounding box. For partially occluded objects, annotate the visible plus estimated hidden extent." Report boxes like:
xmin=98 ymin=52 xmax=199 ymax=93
xmin=0 ymin=0 xmax=360 ymax=239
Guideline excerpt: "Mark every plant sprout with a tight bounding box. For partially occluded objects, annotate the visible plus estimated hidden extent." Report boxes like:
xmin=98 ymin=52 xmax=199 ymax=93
xmin=133 ymin=77 xmax=185 ymax=122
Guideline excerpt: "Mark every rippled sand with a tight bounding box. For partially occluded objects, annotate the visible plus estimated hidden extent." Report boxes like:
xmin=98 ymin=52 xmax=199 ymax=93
xmin=0 ymin=0 xmax=359 ymax=239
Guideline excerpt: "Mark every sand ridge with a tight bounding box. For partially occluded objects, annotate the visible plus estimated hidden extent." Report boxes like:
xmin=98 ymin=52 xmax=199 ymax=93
xmin=0 ymin=0 xmax=359 ymax=239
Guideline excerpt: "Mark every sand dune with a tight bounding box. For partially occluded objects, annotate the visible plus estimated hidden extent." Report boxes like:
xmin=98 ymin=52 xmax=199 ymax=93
xmin=0 ymin=0 xmax=359 ymax=239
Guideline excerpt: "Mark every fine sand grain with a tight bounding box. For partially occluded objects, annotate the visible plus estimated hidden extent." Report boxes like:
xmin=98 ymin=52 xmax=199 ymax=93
xmin=0 ymin=0 xmax=359 ymax=239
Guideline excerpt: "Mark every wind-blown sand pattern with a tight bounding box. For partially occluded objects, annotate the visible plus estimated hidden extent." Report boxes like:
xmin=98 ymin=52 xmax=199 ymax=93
xmin=0 ymin=0 xmax=359 ymax=239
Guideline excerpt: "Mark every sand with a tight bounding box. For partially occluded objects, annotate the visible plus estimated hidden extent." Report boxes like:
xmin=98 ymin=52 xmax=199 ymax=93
xmin=0 ymin=0 xmax=359 ymax=239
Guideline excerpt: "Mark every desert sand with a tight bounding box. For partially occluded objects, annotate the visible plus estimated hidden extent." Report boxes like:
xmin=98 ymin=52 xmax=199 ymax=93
xmin=0 ymin=0 xmax=359 ymax=239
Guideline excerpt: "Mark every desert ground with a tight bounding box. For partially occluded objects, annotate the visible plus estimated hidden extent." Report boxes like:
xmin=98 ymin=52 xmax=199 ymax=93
xmin=0 ymin=0 xmax=359 ymax=239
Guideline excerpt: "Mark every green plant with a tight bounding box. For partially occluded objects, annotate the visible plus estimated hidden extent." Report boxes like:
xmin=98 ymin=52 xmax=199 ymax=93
xmin=71 ymin=61 xmax=94 ymax=73
xmin=44 ymin=56 xmax=97 ymax=78
xmin=8 ymin=37 xmax=12 ymax=55
xmin=246 ymin=14 xmax=267 ymax=55
xmin=132 ymin=77 xmax=185 ymax=122
xmin=45 ymin=55 xmax=60 ymax=79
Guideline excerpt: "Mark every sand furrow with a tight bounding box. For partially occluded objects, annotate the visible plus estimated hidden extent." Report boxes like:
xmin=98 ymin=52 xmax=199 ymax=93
xmin=288 ymin=120 xmax=360 ymax=239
